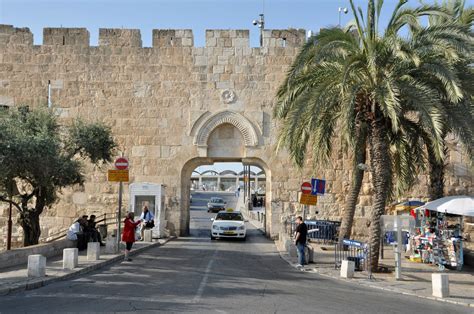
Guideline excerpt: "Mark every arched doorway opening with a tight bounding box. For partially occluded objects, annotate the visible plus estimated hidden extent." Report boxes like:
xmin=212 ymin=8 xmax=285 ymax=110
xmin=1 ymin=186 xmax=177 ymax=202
xmin=179 ymin=157 xmax=271 ymax=237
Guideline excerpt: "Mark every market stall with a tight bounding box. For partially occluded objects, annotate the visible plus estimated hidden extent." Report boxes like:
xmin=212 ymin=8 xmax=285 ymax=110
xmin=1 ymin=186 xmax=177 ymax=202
xmin=409 ymin=196 xmax=474 ymax=270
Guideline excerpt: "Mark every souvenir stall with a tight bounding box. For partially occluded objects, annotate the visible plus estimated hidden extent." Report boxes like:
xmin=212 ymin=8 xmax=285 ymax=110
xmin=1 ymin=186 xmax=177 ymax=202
xmin=409 ymin=196 xmax=474 ymax=270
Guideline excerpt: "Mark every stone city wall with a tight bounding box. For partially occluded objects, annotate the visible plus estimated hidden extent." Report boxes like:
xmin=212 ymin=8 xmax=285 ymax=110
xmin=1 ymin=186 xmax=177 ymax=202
xmin=0 ymin=25 xmax=472 ymax=248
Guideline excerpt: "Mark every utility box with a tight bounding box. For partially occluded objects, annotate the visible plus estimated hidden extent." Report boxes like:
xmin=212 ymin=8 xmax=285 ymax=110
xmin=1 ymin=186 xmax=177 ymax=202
xmin=129 ymin=182 xmax=166 ymax=238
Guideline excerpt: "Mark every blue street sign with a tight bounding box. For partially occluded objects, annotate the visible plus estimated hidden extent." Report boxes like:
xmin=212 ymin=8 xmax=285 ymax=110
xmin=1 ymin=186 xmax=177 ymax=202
xmin=342 ymin=239 xmax=364 ymax=248
xmin=311 ymin=178 xmax=326 ymax=195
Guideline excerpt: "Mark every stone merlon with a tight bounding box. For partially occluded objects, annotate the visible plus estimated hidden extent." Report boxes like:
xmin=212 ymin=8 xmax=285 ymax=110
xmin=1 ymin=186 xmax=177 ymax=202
xmin=0 ymin=24 xmax=307 ymax=48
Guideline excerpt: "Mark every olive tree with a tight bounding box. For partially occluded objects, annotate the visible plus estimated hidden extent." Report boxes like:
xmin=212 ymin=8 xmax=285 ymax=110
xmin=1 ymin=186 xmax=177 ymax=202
xmin=0 ymin=107 xmax=116 ymax=246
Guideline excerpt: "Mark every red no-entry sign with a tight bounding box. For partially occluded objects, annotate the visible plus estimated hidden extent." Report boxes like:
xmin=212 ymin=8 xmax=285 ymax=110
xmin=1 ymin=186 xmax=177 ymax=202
xmin=115 ymin=157 xmax=129 ymax=170
xmin=301 ymin=181 xmax=312 ymax=194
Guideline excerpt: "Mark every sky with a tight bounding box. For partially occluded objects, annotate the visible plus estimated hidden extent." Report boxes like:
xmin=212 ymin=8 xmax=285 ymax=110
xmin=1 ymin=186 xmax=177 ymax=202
xmin=0 ymin=0 xmax=434 ymax=47
xmin=0 ymin=0 xmax=444 ymax=173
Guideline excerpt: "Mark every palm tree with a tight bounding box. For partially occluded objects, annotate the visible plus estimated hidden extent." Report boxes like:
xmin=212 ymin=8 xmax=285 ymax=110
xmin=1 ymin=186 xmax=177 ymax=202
xmin=424 ymin=0 xmax=474 ymax=200
xmin=274 ymin=0 xmax=472 ymax=269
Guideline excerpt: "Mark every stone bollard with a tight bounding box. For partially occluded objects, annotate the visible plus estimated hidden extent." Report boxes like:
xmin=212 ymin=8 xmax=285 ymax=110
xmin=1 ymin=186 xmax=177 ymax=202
xmin=340 ymin=260 xmax=355 ymax=278
xmin=144 ymin=229 xmax=153 ymax=242
xmin=87 ymin=242 xmax=100 ymax=261
xmin=105 ymin=237 xmax=119 ymax=254
xmin=63 ymin=248 xmax=78 ymax=270
xmin=432 ymin=273 xmax=449 ymax=298
xmin=28 ymin=254 xmax=46 ymax=277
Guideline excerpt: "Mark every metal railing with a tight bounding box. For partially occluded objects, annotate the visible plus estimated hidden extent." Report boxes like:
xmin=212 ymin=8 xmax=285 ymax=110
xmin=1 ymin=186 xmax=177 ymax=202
xmin=290 ymin=219 xmax=340 ymax=244
xmin=334 ymin=239 xmax=372 ymax=279
xmin=41 ymin=212 xmax=118 ymax=243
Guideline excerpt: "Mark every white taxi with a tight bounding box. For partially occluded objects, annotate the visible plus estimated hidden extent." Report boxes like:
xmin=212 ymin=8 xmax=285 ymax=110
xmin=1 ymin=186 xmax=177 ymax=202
xmin=210 ymin=210 xmax=247 ymax=240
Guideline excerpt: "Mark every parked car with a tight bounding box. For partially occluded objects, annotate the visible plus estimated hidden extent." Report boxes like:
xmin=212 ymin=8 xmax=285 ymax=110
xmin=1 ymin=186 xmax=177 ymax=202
xmin=210 ymin=211 xmax=247 ymax=240
xmin=207 ymin=197 xmax=226 ymax=213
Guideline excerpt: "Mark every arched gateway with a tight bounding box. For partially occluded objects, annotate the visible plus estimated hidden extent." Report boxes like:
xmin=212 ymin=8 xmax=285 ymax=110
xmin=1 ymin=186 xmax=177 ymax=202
xmin=179 ymin=110 xmax=271 ymax=235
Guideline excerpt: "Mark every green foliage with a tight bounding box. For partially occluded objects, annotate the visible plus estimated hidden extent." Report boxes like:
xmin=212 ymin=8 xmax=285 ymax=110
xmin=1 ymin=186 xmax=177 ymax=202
xmin=67 ymin=120 xmax=116 ymax=164
xmin=0 ymin=107 xmax=117 ymax=245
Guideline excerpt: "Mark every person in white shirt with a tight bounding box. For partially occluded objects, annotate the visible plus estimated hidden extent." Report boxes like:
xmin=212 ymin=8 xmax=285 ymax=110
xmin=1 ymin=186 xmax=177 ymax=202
xmin=139 ymin=206 xmax=155 ymax=240
xmin=66 ymin=217 xmax=87 ymax=250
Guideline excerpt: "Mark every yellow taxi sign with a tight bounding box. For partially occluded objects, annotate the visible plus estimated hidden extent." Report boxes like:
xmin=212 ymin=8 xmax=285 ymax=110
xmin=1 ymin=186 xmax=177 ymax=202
xmin=108 ymin=169 xmax=129 ymax=182
xmin=226 ymin=208 xmax=234 ymax=212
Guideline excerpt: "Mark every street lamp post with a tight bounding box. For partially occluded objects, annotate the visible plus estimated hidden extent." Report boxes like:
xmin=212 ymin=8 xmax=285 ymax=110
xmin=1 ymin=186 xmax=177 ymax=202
xmin=338 ymin=7 xmax=348 ymax=27
xmin=252 ymin=14 xmax=265 ymax=47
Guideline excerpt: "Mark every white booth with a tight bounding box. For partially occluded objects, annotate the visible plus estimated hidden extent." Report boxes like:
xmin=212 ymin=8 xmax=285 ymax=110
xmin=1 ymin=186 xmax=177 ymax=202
xmin=129 ymin=183 xmax=166 ymax=238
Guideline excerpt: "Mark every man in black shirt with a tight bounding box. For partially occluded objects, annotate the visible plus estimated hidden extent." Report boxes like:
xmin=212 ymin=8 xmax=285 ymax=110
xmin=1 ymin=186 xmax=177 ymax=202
xmin=294 ymin=216 xmax=307 ymax=267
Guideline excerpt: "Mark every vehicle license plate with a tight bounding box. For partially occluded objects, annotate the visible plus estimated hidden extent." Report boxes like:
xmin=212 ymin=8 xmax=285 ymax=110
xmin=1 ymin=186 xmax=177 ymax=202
xmin=223 ymin=231 xmax=235 ymax=235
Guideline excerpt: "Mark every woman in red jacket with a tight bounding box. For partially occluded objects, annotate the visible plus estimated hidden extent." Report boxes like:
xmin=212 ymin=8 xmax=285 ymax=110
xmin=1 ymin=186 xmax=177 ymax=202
xmin=122 ymin=212 xmax=142 ymax=261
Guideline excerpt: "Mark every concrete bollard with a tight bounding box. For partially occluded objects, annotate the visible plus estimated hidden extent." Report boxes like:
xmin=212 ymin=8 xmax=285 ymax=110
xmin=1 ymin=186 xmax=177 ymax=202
xmin=63 ymin=248 xmax=78 ymax=270
xmin=105 ymin=237 xmax=118 ymax=254
xmin=87 ymin=242 xmax=100 ymax=261
xmin=27 ymin=254 xmax=46 ymax=277
xmin=340 ymin=260 xmax=355 ymax=279
xmin=432 ymin=273 xmax=449 ymax=298
xmin=144 ymin=229 xmax=153 ymax=242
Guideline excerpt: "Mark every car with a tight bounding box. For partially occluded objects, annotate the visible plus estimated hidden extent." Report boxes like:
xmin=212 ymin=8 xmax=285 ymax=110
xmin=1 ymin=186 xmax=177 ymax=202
xmin=210 ymin=211 xmax=247 ymax=240
xmin=207 ymin=197 xmax=226 ymax=213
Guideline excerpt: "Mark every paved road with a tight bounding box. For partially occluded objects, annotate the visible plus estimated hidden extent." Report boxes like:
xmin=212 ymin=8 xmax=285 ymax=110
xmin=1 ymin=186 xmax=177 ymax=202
xmin=0 ymin=193 xmax=470 ymax=313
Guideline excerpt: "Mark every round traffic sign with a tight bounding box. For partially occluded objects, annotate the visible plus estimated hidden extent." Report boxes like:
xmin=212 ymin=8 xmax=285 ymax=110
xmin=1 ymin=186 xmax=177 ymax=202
xmin=301 ymin=181 xmax=312 ymax=194
xmin=115 ymin=157 xmax=129 ymax=170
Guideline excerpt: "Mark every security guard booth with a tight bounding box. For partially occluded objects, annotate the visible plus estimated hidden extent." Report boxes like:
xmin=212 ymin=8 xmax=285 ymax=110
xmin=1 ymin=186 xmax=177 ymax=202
xmin=129 ymin=182 xmax=166 ymax=238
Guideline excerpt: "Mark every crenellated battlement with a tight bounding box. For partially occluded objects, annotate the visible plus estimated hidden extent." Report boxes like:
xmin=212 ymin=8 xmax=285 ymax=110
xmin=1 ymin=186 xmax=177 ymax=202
xmin=0 ymin=24 xmax=306 ymax=48
xmin=153 ymin=29 xmax=193 ymax=47
xmin=99 ymin=28 xmax=142 ymax=47
xmin=0 ymin=25 xmax=33 ymax=46
xmin=43 ymin=28 xmax=89 ymax=46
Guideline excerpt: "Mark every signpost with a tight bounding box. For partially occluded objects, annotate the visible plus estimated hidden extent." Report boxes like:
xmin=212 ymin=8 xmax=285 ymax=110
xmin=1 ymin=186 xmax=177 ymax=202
xmin=108 ymin=157 xmax=129 ymax=248
xmin=300 ymin=182 xmax=317 ymax=220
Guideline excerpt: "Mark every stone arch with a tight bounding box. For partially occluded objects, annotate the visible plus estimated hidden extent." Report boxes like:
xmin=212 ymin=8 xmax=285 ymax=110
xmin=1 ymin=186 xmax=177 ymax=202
xmin=194 ymin=110 xmax=259 ymax=147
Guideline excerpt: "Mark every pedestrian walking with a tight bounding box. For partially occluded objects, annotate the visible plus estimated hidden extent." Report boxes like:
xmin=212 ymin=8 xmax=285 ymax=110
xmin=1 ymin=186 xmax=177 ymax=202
xmin=294 ymin=216 xmax=307 ymax=268
xmin=122 ymin=212 xmax=142 ymax=261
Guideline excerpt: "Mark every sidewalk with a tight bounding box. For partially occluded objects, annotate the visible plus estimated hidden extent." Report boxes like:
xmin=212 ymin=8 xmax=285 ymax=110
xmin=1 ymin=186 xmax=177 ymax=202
xmin=0 ymin=237 xmax=174 ymax=296
xmin=281 ymin=241 xmax=474 ymax=308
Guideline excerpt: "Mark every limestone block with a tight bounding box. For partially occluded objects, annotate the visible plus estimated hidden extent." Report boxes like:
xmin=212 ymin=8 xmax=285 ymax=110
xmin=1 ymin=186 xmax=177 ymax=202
xmin=27 ymin=254 xmax=46 ymax=277
xmin=340 ymin=260 xmax=355 ymax=278
xmin=0 ymin=95 xmax=14 ymax=107
xmin=72 ymin=192 xmax=87 ymax=205
xmin=87 ymin=242 xmax=100 ymax=261
xmin=63 ymin=248 xmax=78 ymax=270
xmin=144 ymin=229 xmax=153 ymax=242
xmin=432 ymin=273 xmax=449 ymax=298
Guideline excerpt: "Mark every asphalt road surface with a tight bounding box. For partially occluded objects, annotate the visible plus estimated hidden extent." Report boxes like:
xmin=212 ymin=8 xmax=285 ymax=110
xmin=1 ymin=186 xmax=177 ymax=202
xmin=0 ymin=192 xmax=470 ymax=313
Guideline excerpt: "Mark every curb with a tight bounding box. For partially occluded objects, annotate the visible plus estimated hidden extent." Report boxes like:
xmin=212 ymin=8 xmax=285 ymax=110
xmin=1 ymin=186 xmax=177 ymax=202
xmin=0 ymin=237 xmax=175 ymax=296
xmin=277 ymin=247 xmax=473 ymax=308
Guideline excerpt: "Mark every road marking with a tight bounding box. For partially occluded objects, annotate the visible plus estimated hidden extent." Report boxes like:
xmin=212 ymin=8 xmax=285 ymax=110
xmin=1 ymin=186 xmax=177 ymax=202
xmin=192 ymin=250 xmax=218 ymax=303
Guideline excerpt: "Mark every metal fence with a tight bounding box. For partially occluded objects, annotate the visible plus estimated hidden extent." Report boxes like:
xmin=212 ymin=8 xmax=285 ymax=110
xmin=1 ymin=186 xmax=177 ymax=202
xmin=334 ymin=239 xmax=372 ymax=279
xmin=290 ymin=219 xmax=340 ymax=244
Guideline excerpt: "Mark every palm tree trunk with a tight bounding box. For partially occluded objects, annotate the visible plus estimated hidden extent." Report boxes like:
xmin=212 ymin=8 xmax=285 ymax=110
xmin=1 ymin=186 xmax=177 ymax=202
xmin=367 ymin=116 xmax=391 ymax=271
xmin=427 ymin=144 xmax=446 ymax=200
xmin=339 ymin=134 xmax=367 ymax=241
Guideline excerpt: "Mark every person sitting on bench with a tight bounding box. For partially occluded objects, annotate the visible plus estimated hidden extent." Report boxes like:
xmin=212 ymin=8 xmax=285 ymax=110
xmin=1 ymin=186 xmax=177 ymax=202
xmin=66 ymin=217 xmax=87 ymax=250
xmin=85 ymin=215 xmax=106 ymax=246
xmin=139 ymin=206 xmax=154 ymax=240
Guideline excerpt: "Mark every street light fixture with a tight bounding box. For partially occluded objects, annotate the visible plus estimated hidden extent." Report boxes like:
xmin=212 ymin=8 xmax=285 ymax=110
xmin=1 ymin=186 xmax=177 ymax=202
xmin=252 ymin=13 xmax=265 ymax=47
xmin=338 ymin=7 xmax=348 ymax=27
